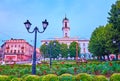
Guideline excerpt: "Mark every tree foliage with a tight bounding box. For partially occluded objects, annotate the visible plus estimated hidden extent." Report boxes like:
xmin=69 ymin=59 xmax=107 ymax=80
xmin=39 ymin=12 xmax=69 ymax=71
xmin=89 ymin=0 xmax=120 ymax=60
xmin=108 ymin=0 xmax=120 ymax=60
xmin=48 ymin=41 xmax=61 ymax=58
xmin=60 ymin=43 xmax=68 ymax=58
xmin=88 ymin=24 xmax=114 ymax=60
xmin=40 ymin=44 xmax=48 ymax=58
xmin=108 ymin=0 xmax=120 ymax=31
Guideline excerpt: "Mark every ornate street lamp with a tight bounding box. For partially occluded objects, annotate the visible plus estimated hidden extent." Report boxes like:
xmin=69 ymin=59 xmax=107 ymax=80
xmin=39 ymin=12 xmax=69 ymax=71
xmin=24 ymin=19 xmax=48 ymax=75
xmin=45 ymin=41 xmax=56 ymax=68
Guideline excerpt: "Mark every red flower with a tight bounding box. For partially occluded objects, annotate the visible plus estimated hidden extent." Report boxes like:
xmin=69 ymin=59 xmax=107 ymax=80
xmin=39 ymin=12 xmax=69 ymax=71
xmin=43 ymin=70 xmax=47 ymax=75
xmin=74 ymin=68 xmax=77 ymax=72
xmin=56 ymin=66 xmax=59 ymax=69
xmin=61 ymin=61 xmax=65 ymax=64
xmin=74 ymin=68 xmax=77 ymax=74
xmin=0 ymin=68 xmax=2 ymax=72
xmin=109 ymin=62 xmax=112 ymax=66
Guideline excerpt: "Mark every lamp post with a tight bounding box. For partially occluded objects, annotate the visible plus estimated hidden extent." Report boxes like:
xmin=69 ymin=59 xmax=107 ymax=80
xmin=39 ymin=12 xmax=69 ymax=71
xmin=24 ymin=19 xmax=48 ymax=75
xmin=45 ymin=41 xmax=56 ymax=68
xmin=113 ymin=39 xmax=120 ymax=60
xmin=76 ymin=43 xmax=78 ymax=61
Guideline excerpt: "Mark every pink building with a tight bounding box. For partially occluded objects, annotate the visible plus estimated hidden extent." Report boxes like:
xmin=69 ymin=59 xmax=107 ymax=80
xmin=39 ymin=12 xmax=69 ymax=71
xmin=0 ymin=48 xmax=2 ymax=60
xmin=1 ymin=38 xmax=40 ymax=62
xmin=41 ymin=17 xmax=91 ymax=59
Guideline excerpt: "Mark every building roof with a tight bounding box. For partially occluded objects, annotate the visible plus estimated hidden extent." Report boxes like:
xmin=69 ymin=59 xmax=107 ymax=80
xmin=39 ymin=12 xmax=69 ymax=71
xmin=1 ymin=38 xmax=33 ymax=47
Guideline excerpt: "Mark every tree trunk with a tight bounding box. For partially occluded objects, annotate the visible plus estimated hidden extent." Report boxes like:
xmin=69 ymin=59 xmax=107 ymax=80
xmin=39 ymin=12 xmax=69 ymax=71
xmin=100 ymin=56 xmax=102 ymax=61
xmin=107 ymin=55 xmax=110 ymax=61
xmin=116 ymin=54 xmax=118 ymax=61
xmin=103 ymin=55 xmax=105 ymax=61
xmin=97 ymin=56 xmax=99 ymax=60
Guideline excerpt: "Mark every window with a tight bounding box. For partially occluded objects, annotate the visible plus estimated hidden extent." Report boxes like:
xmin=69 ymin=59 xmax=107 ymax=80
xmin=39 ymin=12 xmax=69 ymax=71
xmin=11 ymin=50 xmax=12 ymax=53
xmin=83 ymin=43 xmax=85 ymax=46
xmin=14 ymin=50 xmax=16 ymax=54
xmin=21 ymin=46 xmax=24 ymax=49
xmin=19 ymin=45 xmax=20 ymax=47
xmin=83 ymin=48 xmax=86 ymax=53
xmin=65 ymin=33 xmax=67 ymax=37
xmin=6 ymin=45 xmax=10 ymax=49
xmin=7 ymin=50 xmax=9 ymax=53
xmin=22 ymin=50 xmax=24 ymax=53
xmin=65 ymin=22 xmax=67 ymax=27
xmin=18 ymin=50 xmax=20 ymax=53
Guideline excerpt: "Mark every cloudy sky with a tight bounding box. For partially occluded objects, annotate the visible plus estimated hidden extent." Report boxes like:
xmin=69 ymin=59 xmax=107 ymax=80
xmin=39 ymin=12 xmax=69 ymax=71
xmin=0 ymin=0 xmax=116 ymax=47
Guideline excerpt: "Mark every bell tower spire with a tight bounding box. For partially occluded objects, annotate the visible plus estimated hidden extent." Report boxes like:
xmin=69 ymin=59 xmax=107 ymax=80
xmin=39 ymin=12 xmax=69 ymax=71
xmin=62 ymin=16 xmax=70 ymax=38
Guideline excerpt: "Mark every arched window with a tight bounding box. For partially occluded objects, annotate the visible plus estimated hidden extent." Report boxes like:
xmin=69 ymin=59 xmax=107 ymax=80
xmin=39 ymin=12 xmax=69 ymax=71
xmin=65 ymin=22 xmax=67 ymax=27
xmin=65 ymin=33 xmax=67 ymax=37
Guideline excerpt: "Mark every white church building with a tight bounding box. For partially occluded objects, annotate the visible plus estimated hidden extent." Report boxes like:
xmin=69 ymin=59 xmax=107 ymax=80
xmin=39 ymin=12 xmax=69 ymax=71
xmin=41 ymin=17 xmax=92 ymax=59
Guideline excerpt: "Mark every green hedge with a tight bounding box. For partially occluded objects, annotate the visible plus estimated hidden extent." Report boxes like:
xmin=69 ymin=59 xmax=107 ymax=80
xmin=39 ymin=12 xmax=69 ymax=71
xmin=22 ymin=75 xmax=40 ymax=81
xmin=0 ymin=75 xmax=10 ymax=81
xmin=76 ymin=73 xmax=94 ymax=81
xmin=42 ymin=74 xmax=59 ymax=81
xmin=59 ymin=73 xmax=75 ymax=81
xmin=11 ymin=78 xmax=21 ymax=81
xmin=94 ymin=75 xmax=108 ymax=81
xmin=0 ymin=73 xmax=120 ymax=81
xmin=110 ymin=73 xmax=120 ymax=81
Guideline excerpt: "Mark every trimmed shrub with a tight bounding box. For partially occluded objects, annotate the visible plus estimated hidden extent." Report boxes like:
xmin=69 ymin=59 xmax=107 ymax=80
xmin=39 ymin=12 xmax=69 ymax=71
xmin=59 ymin=73 xmax=75 ymax=81
xmin=11 ymin=78 xmax=22 ymax=81
xmin=94 ymin=75 xmax=108 ymax=81
xmin=76 ymin=73 xmax=94 ymax=81
xmin=21 ymin=74 xmax=30 ymax=79
xmin=23 ymin=75 xmax=40 ymax=81
xmin=42 ymin=74 xmax=59 ymax=81
xmin=39 ymin=76 xmax=44 ymax=81
xmin=110 ymin=73 xmax=120 ymax=81
xmin=0 ymin=75 xmax=10 ymax=81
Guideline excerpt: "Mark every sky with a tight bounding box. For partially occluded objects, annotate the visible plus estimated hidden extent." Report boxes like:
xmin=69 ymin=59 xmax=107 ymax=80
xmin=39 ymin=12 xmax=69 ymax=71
xmin=0 ymin=0 xmax=117 ymax=47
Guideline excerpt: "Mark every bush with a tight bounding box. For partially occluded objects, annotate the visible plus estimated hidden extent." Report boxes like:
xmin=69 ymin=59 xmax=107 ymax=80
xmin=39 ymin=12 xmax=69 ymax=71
xmin=57 ymin=68 xmax=67 ymax=75
xmin=94 ymin=75 xmax=108 ymax=81
xmin=11 ymin=78 xmax=22 ymax=81
xmin=76 ymin=73 xmax=94 ymax=81
xmin=0 ymin=75 xmax=10 ymax=81
xmin=42 ymin=74 xmax=59 ymax=81
xmin=59 ymin=73 xmax=75 ymax=81
xmin=23 ymin=75 xmax=40 ymax=81
xmin=110 ymin=73 xmax=120 ymax=81
xmin=21 ymin=74 xmax=30 ymax=79
xmin=39 ymin=76 xmax=44 ymax=81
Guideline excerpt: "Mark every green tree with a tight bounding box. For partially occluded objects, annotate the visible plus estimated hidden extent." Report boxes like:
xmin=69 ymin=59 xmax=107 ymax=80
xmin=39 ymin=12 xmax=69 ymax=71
xmin=108 ymin=0 xmax=120 ymax=60
xmin=88 ymin=26 xmax=104 ymax=60
xmin=40 ymin=44 xmax=48 ymax=59
xmin=69 ymin=42 xmax=80 ymax=58
xmin=89 ymin=24 xmax=115 ymax=60
xmin=60 ymin=43 xmax=68 ymax=58
xmin=48 ymin=41 xmax=61 ymax=58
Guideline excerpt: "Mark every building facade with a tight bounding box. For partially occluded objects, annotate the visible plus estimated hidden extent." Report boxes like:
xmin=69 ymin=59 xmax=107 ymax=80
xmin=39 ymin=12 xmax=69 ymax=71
xmin=1 ymin=38 xmax=40 ymax=63
xmin=41 ymin=17 xmax=91 ymax=59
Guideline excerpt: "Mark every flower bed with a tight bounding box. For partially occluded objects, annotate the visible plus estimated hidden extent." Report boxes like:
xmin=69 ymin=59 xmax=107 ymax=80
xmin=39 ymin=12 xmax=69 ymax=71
xmin=0 ymin=61 xmax=120 ymax=77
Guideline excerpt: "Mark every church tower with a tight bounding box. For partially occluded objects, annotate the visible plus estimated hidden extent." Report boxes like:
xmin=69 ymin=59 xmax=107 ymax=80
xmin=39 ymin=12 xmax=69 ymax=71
xmin=62 ymin=16 xmax=70 ymax=38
